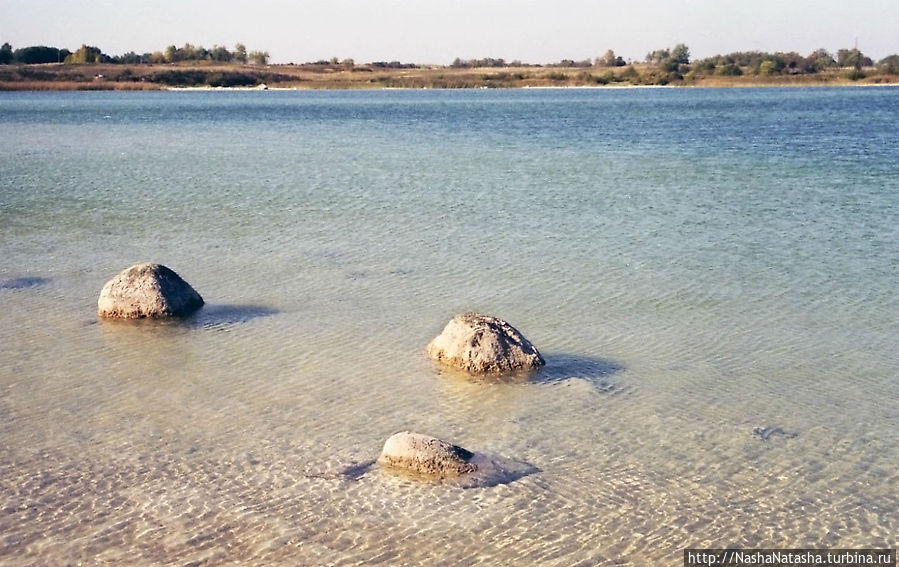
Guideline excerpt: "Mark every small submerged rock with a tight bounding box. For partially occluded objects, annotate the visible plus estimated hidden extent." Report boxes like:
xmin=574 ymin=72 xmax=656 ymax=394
xmin=427 ymin=312 xmax=545 ymax=374
xmin=378 ymin=431 xmax=477 ymax=479
xmin=187 ymin=304 xmax=278 ymax=329
xmin=0 ymin=276 xmax=50 ymax=290
xmin=752 ymin=426 xmax=798 ymax=441
xmin=98 ymin=263 xmax=204 ymax=319
xmin=377 ymin=431 xmax=540 ymax=487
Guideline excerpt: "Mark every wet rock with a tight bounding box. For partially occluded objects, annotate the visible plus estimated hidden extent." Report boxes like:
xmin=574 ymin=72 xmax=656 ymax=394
xmin=378 ymin=431 xmax=477 ymax=479
xmin=427 ymin=312 xmax=545 ymax=374
xmin=752 ymin=426 xmax=798 ymax=441
xmin=98 ymin=263 xmax=204 ymax=319
xmin=302 ymin=440 xmax=539 ymax=487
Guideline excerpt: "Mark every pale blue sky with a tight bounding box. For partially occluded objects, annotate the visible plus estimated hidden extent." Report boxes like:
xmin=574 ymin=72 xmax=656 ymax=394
xmin=2 ymin=0 xmax=897 ymax=64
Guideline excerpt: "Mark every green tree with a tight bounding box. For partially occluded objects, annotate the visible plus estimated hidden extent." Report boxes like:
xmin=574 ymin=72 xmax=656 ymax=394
xmin=596 ymin=49 xmax=624 ymax=67
xmin=234 ymin=43 xmax=247 ymax=64
xmin=13 ymin=45 xmax=71 ymax=64
xmin=671 ymin=43 xmax=690 ymax=64
xmin=808 ymin=48 xmax=836 ymax=70
xmin=715 ymin=63 xmax=742 ymax=76
xmin=164 ymin=45 xmax=178 ymax=63
xmin=113 ymin=51 xmax=143 ymax=64
xmin=0 ymin=42 xmax=13 ymax=64
xmin=645 ymin=48 xmax=669 ymax=65
xmin=647 ymin=44 xmax=689 ymax=72
xmin=64 ymin=44 xmax=106 ymax=64
xmin=178 ymin=43 xmax=199 ymax=60
xmin=777 ymin=51 xmax=805 ymax=73
xmin=249 ymin=50 xmax=269 ymax=65
xmin=836 ymin=48 xmax=872 ymax=69
xmin=877 ymin=54 xmax=899 ymax=75
xmin=752 ymin=54 xmax=786 ymax=75
xmin=210 ymin=45 xmax=232 ymax=62
xmin=758 ymin=60 xmax=778 ymax=76
xmin=659 ymin=58 xmax=681 ymax=72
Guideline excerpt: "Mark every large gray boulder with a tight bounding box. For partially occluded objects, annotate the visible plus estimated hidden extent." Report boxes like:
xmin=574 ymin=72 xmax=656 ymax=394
xmin=98 ymin=263 xmax=204 ymax=319
xmin=378 ymin=431 xmax=477 ymax=478
xmin=427 ymin=312 xmax=545 ymax=374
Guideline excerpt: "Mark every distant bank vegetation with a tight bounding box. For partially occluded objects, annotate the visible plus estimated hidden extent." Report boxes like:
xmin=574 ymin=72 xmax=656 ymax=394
xmin=450 ymin=44 xmax=898 ymax=84
xmin=1 ymin=41 xmax=898 ymax=90
xmin=0 ymin=42 xmax=270 ymax=66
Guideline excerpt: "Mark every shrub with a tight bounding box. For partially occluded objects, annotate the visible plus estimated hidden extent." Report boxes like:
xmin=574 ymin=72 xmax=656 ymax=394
xmin=218 ymin=72 xmax=258 ymax=87
xmin=150 ymin=70 xmax=207 ymax=86
xmin=716 ymin=63 xmax=743 ymax=76
xmin=758 ymin=60 xmax=778 ymax=76
xmin=65 ymin=45 xmax=107 ymax=64
xmin=694 ymin=60 xmax=716 ymax=73
xmin=590 ymin=70 xmax=617 ymax=84
xmin=660 ymin=58 xmax=680 ymax=72
xmin=877 ymin=55 xmax=899 ymax=75
xmin=837 ymin=48 xmax=873 ymax=69
xmin=612 ymin=66 xmax=638 ymax=83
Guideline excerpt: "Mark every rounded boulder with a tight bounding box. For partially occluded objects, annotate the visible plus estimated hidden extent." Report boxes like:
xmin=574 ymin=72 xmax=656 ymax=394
xmin=98 ymin=263 xmax=204 ymax=319
xmin=378 ymin=431 xmax=477 ymax=478
xmin=427 ymin=312 xmax=545 ymax=374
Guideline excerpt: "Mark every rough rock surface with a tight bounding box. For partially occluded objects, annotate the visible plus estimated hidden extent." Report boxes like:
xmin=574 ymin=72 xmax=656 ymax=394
xmin=378 ymin=431 xmax=477 ymax=478
xmin=427 ymin=312 xmax=545 ymax=374
xmin=98 ymin=263 xmax=204 ymax=319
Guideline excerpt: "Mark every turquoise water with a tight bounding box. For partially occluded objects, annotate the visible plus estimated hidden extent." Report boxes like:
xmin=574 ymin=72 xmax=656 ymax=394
xmin=1 ymin=87 xmax=897 ymax=565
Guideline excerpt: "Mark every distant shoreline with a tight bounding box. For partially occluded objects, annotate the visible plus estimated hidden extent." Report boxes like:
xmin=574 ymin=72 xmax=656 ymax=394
xmin=2 ymin=62 xmax=898 ymax=91
xmin=167 ymin=84 xmax=899 ymax=92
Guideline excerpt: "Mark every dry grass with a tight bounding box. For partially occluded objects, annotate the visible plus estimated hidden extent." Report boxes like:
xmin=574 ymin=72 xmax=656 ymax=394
xmin=1 ymin=62 xmax=897 ymax=90
xmin=0 ymin=80 xmax=161 ymax=91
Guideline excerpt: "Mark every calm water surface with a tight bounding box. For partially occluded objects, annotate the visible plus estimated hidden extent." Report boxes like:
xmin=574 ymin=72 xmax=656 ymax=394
xmin=1 ymin=87 xmax=897 ymax=565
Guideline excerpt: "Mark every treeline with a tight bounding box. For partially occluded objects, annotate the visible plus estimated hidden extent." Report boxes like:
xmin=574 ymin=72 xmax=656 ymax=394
xmin=0 ymin=42 xmax=270 ymax=65
xmin=450 ymin=57 xmax=598 ymax=69
xmin=688 ymin=48 xmax=887 ymax=78
xmin=4 ymin=40 xmax=899 ymax=87
xmin=448 ymin=46 xmax=675 ymax=69
xmin=449 ymin=44 xmax=899 ymax=83
xmin=0 ymin=44 xmax=70 ymax=64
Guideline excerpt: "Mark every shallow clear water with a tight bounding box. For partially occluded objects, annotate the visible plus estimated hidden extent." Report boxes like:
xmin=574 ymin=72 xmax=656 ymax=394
xmin=1 ymin=87 xmax=897 ymax=565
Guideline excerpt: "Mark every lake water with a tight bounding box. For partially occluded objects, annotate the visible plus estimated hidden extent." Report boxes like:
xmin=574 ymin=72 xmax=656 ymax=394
xmin=1 ymin=87 xmax=897 ymax=566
